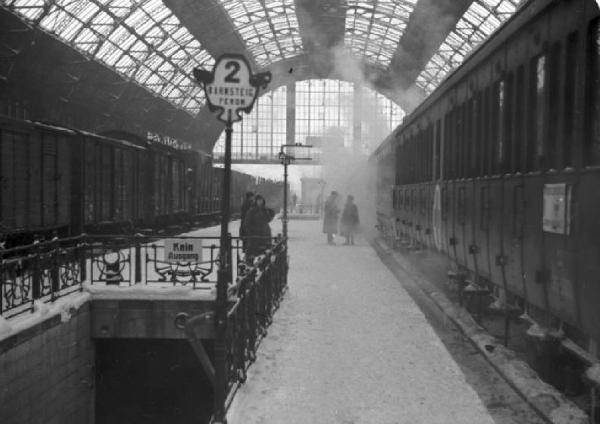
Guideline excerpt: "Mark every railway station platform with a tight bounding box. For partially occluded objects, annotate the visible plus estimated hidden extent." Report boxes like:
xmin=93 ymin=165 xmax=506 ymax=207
xmin=226 ymin=219 xmax=495 ymax=424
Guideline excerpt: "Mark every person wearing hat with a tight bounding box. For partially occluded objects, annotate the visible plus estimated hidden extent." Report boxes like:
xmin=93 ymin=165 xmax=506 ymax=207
xmin=239 ymin=191 xmax=254 ymax=251
xmin=322 ymin=191 xmax=340 ymax=245
xmin=340 ymin=195 xmax=359 ymax=245
xmin=244 ymin=194 xmax=275 ymax=259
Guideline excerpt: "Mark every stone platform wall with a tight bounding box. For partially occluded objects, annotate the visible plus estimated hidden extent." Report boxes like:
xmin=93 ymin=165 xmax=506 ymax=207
xmin=0 ymin=304 xmax=94 ymax=424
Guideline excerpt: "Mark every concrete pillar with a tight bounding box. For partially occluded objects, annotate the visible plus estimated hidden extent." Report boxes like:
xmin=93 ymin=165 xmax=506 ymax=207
xmin=286 ymin=81 xmax=296 ymax=145
xmin=353 ymin=83 xmax=362 ymax=154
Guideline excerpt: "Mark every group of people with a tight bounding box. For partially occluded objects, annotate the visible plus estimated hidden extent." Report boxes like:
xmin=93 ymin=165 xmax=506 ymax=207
xmin=240 ymin=192 xmax=275 ymax=260
xmin=322 ymin=191 xmax=360 ymax=245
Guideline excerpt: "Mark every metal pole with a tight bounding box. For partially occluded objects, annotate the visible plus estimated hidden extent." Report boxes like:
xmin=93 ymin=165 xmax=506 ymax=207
xmin=214 ymin=120 xmax=232 ymax=424
xmin=283 ymin=158 xmax=288 ymax=240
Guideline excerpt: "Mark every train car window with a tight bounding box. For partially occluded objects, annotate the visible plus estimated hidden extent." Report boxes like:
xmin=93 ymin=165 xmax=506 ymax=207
xmin=444 ymin=113 xmax=450 ymax=179
xmin=460 ymin=103 xmax=466 ymax=178
xmin=526 ymin=55 xmax=545 ymax=171
xmin=482 ymin=86 xmax=491 ymax=176
xmin=514 ymin=65 xmax=525 ymax=172
xmin=452 ymin=108 xmax=459 ymax=179
xmin=474 ymin=92 xmax=483 ymax=176
xmin=547 ymin=42 xmax=561 ymax=170
xmin=563 ymin=32 xmax=577 ymax=168
xmin=428 ymin=125 xmax=434 ymax=181
xmin=467 ymin=97 xmax=475 ymax=177
xmin=460 ymin=103 xmax=467 ymax=178
xmin=497 ymin=80 xmax=505 ymax=174
xmin=535 ymin=55 xmax=547 ymax=169
xmin=586 ymin=19 xmax=600 ymax=166
xmin=490 ymin=82 xmax=500 ymax=174
xmin=395 ymin=145 xmax=401 ymax=185
xmin=434 ymin=120 xmax=441 ymax=180
xmin=505 ymin=75 xmax=515 ymax=173
xmin=461 ymin=103 xmax=467 ymax=178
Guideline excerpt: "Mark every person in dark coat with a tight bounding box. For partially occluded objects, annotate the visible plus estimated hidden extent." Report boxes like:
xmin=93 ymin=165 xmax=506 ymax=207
xmin=244 ymin=194 xmax=275 ymax=259
xmin=322 ymin=191 xmax=340 ymax=245
xmin=239 ymin=192 xmax=254 ymax=251
xmin=340 ymin=195 xmax=360 ymax=245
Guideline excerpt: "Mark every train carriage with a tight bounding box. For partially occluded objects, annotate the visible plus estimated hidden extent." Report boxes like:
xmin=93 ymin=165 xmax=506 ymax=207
xmin=0 ymin=117 xmax=74 ymax=245
xmin=374 ymin=0 xmax=600 ymax=351
xmin=79 ymin=131 xmax=146 ymax=232
xmin=0 ymin=115 xmax=262 ymax=244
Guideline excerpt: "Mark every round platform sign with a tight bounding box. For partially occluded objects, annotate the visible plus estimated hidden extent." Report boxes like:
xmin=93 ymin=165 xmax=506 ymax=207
xmin=193 ymin=54 xmax=271 ymax=125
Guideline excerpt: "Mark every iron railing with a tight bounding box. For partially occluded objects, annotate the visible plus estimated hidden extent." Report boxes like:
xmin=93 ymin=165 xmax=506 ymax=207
xmin=0 ymin=234 xmax=285 ymax=317
xmin=0 ymin=236 xmax=86 ymax=318
xmin=1 ymin=233 xmax=290 ymax=421
xmin=224 ymin=237 xmax=288 ymax=402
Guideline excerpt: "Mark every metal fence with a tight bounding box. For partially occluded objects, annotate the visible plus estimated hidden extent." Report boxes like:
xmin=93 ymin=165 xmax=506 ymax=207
xmin=1 ymin=233 xmax=289 ymax=421
xmin=0 ymin=236 xmax=86 ymax=318
xmin=0 ymin=234 xmax=286 ymax=317
xmin=224 ymin=238 xmax=287 ymax=401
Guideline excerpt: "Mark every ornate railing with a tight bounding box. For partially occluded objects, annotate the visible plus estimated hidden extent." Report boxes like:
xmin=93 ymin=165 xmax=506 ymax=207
xmin=86 ymin=235 xmax=225 ymax=288
xmin=0 ymin=236 xmax=86 ymax=318
xmin=0 ymin=234 xmax=284 ymax=317
xmin=224 ymin=238 xmax=288 ymax=400
xmin=1 ymin=232 xmax=290 ymax=422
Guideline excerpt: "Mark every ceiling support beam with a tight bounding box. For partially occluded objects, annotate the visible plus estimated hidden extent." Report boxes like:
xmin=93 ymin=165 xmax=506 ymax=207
xmin=162 ymin=0 xmax=255 ymax=68
xmin=294 ymin=0 xmax=346 ymax=78
xmin=388 ymin=0 xmax=473 ymax=91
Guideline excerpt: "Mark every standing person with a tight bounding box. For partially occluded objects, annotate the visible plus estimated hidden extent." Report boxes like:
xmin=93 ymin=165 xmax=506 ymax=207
xmin=244 ymin=194 xmax=275 ymax=259
xmin=340 ymin=195 xmax=360 ymax=245
xmin=322 ymin=191 xmax=340 ymax=245
xmin=240 ymin=192 xmax=254 ymax=251
xmin=315 ymin=192 xmax=323 ymax=215
xmin=291 ymin=192 xmax=298 ymax=213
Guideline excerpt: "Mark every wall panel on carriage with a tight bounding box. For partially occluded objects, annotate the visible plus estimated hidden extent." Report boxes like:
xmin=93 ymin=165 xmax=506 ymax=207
xmin=101 ymin=144 xmax=112 ymax=221
xmin=29 ymin=134 xmax=42 ymax=228
xmin=57 ymin=135 xmax=70 ymax=226
xmin=83 ymin=140 xmax=96 ymax=224
xmin=113 ymin=149 xmax=122 ymax=221
xmin=41 ymin=134 xmax=58 ymax=226
xmin=13 ymin=134 xmax=28 ymax=229
xmin=1 ymin=130 xmax=16 ymax=228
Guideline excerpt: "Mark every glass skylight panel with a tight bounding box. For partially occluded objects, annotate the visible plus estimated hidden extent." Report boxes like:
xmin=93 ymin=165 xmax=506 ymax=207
xmin=4 ymin=0 xmax=215 ymax=115
xmin=345 ymin=0 xmax=417 ymax=68
xmin=416 ymin=0 xmax=522 ymax=95
xmin=219 ymin=0 xmax=302 ymax=67
xmin=4 ymin=0 xmax=46 ymax=20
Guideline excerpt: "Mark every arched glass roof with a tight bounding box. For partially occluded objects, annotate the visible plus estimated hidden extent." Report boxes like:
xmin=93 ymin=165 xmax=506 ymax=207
xmin=415 ymin=0 xmax=522 ymax=94
xmin=1 ymin=0 xmax=526 ymax=116
xmin=344 ymin=0 xmax=417 ymax=68
xmin=3 ymin=0 xmax=213 ymax=114
xmin=219 ymin=0 xmax=302 ymax=67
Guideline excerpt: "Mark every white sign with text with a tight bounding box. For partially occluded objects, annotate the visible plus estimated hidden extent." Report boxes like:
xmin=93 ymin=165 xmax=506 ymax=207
xmin=164 ymin=239 xmax=203 ymax=264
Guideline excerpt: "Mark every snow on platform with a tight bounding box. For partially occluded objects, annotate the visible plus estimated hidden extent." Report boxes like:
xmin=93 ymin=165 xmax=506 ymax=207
xmin=227 ymin=220 xmax=495 ymax=424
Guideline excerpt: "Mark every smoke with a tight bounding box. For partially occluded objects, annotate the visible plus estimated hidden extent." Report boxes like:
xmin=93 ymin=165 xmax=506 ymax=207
xmin=318 ymin=127 xmax=378 ymax=240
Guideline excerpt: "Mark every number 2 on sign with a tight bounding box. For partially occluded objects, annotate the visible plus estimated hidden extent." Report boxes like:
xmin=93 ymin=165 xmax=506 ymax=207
xmin=224 ymin=61 xmax=240 ymax=83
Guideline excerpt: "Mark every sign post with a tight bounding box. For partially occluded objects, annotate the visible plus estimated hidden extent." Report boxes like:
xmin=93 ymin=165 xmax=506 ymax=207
xmin=278 ymin=144 xmax=312 ymax=240
xmin=194 ymin=55 xmax=270 ymax=424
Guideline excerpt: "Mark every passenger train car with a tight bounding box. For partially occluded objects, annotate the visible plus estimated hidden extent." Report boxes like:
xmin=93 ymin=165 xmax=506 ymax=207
xmin=373 ymin=0 xmax=600 ymax=352
xmin=0 ymin=115 xmax=253 ymax=246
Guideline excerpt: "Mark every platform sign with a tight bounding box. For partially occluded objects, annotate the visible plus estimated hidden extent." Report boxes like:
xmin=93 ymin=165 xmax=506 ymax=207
xmin=542 ymin=183 xmax=571 ymax=235
xmin=192 ymin=56 xmax=272 ymax=424
xmin=164 ymin=238 xmax=203 ymax=264
xmin=193 ymin=54 xmax=271 ymax=124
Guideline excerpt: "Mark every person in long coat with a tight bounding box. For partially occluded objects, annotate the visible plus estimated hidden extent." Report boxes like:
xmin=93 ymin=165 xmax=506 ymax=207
xmin=322 ymin=191 xmax=340 ymax=245
xmin=239 ymin=192 xmax=254 ymax=251
xmin=244 ymin=194 xmax=275 ymax=259
xmin=340 ymin=195 xmax=360 ymax=245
